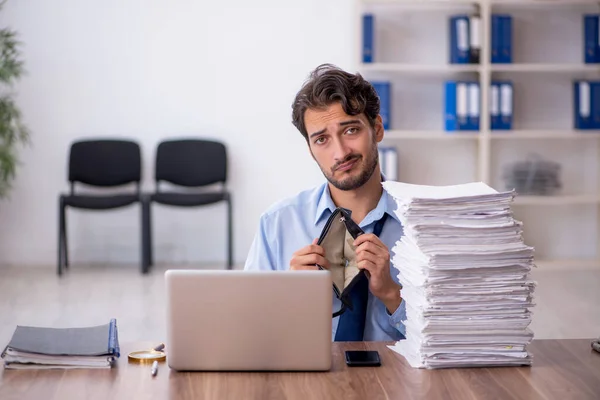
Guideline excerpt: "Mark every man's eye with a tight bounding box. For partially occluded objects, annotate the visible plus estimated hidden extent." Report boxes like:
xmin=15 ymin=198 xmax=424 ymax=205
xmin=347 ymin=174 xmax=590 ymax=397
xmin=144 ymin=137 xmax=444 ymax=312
xmin=315 ymin=137 xmax=326 ymax=144
xmin=346 ymin=127 xmax=358 ymax=135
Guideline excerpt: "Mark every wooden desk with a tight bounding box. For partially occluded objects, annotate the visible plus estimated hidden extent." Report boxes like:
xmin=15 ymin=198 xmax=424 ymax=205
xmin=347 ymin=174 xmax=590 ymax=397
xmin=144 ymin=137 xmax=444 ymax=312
xmin=1 ymin=339 xmax=599 ymax=400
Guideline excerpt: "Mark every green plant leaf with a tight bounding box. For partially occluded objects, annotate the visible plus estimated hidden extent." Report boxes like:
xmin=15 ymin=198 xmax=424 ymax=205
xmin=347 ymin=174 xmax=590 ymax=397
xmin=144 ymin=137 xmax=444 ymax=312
xmin=0 ymin=9 xmax=27 ymax=199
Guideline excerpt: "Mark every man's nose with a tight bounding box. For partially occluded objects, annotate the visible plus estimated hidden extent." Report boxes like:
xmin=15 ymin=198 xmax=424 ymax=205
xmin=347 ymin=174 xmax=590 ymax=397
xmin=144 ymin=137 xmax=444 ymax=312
xmin=332 ymin=137 xmax=352 ymax=162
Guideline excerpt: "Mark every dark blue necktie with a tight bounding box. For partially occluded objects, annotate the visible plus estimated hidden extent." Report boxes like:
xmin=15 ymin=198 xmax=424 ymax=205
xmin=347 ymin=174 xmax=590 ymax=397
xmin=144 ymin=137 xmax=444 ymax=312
xmin=334 ymin=213 xmax=388 ymax=341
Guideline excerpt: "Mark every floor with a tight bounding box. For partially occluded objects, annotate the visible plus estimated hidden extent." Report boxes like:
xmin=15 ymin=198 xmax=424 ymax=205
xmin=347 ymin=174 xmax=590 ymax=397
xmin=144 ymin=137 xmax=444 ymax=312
xmin=0 ymin=264 xmax=599 ymax=349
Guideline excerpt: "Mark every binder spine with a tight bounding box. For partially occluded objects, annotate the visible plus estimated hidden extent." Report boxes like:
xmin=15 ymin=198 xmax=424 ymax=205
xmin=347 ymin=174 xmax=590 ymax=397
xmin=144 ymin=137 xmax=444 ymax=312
xmin=467 ymin=82 xmax=480 ymax=131
xmin=499 ymin=82 xmax=513 ymax=130
xmin=450 ymin=16 xmax=470 ymax=64
xmin=469 ymin=15 xmax=481 ymax=64
xmin=445 ymin=81 xmax=458 ymax=131
xmin=584 ymin=15 xmax=599 ymax=64
xmin=593 ymin=81 xmax=600 ymax=129
xmin=372 ymin=81 xmax=391 ymax=130
xmin=574 ymin=81 xmax=591 ymax=130
xmin=490 ymin=82 xmax=500 ymax=130
xmin=449 ymin=17 xmax=457 ymax=63
xmin=378 ymin=146 xmax=386 ymax=174
xmin=108 ymin=318 xmax=120 ymax=357
xmin=491 ymin=15 xmax=501 ymax=63
xmin=502 ymin=16 xmax=513 ymax=63
xmin=363 ymin=14 xmax=374 ymax=63
xmin=384 ymin=147 xmax=398 ymax=181
xmin=457 ymin=82 xmax=469 ymax=130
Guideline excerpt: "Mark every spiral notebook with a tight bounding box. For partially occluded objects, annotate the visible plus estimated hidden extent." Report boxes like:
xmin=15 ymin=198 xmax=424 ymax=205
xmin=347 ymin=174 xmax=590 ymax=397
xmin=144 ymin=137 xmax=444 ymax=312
xmin=1 ymin=319 xmax=120 ymax=369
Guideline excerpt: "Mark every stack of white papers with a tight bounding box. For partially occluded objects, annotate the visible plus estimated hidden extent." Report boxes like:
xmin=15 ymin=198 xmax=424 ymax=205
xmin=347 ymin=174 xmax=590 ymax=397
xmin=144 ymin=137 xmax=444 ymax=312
xmin=382 ymin=181 xmax=536 ymax=369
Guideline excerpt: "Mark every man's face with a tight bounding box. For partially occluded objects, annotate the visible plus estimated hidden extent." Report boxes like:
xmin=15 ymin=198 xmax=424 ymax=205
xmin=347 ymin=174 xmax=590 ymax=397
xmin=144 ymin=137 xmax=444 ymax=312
xmin=304 ymin=102 xmax=384 ymax=191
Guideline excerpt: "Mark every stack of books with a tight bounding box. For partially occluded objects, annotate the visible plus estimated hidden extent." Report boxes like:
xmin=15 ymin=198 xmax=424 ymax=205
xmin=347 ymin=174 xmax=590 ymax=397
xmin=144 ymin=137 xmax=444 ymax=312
xmin=1 ymin=319 xmax=120 ymax=369
xmin=382 ymin=181 xmax=535 ymax=369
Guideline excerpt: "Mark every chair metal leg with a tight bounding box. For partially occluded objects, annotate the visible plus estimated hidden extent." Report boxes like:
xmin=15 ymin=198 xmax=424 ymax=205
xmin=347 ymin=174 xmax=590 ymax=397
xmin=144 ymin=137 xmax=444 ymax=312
xmin=141 ymin=198 xmax=151 ymax=274
xmin=57 ymin=199 xmax=65 ymax=276
xmin=148 ymin=201 xmax=153 ymax=267
xmin=63 ymin=205 xmax=69 ymax=269
xmin=227 ymin=195 xmax=233 ymax=270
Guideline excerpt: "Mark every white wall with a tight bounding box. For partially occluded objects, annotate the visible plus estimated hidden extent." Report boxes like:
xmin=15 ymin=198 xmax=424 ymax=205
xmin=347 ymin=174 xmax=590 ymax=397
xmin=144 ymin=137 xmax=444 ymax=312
xmin=0 ymin=0 xmax=597 ymax=267
xmin=0 ymin=0 xmax=355 ymax=267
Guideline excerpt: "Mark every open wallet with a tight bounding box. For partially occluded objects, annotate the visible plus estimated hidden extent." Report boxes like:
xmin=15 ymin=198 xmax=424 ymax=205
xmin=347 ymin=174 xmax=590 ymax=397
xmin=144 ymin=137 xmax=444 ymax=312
xmin=315 ymin=207 xmax=366 ymax=317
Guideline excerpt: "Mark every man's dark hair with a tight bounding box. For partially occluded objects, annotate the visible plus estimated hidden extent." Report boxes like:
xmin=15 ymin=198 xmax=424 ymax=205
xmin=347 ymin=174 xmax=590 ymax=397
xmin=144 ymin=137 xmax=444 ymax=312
xmin=291 ymin=64 xmax=381 ymax=142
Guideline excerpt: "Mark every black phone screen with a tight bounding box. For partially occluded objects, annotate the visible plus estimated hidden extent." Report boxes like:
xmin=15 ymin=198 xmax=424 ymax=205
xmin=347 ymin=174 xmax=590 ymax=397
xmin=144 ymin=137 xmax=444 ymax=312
xmin=345 ymin=350 xmax=381 ymax=366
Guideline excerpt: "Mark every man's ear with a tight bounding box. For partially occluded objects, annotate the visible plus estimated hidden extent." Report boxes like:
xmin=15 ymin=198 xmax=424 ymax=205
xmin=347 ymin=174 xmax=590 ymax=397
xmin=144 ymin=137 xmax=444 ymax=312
xmin=374 ymin=115 xmax=384 ymax=143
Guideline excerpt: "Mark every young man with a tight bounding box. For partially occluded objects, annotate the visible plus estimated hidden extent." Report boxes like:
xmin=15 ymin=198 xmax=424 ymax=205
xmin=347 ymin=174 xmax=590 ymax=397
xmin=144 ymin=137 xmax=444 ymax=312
xmin=244 ymin=64 xmax=405 ymax=341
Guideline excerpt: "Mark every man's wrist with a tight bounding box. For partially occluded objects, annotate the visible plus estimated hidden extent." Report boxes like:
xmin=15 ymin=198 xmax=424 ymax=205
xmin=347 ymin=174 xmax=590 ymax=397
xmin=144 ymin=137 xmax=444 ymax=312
xmin=381 ymin=285 xmax=402 ymax=314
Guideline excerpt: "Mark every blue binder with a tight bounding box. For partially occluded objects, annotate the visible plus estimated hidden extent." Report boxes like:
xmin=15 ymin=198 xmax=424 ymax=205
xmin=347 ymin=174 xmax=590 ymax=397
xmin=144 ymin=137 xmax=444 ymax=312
xmin=449 ymin=15 xmax=470 ymax=64
xmin=469 ymin=15 xmax=481 ymax=64
xmin=378 ymin=146 xmax=386 ymax=175
xmin=584 ymin=15 xmax=599 ymax=63
xmin=491 ymin=15 xmax=502 ymax=63
xmin=490 ymin=81 xmax=501 ymax=130
xmin=445 ymin=81 xmax=470 ymax=131
xmin=500 ymin=15 xmax=513 ymax=63
xmin=498 ymin=81 xmax=513 ymax=130
xmin=363 ymin=14 xmax=374 ymax=63
xmin=445 ymin=81 xmax=459 ymax=131
xmin=379 ymin=146 xmax=398 ymax=181
xmin=593 ymin=82 xmax=600 ymax=129
xmin=466 ymin=82 xmax=480 ymax=131
xmin=372 ymin=81 xmax=391 ymax=130
xmin=574 ymin=81 xmax=593 ymax=130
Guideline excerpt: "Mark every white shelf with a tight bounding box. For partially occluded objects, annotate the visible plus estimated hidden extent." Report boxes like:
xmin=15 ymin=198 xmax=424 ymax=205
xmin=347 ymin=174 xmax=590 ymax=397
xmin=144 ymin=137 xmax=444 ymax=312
xmin=491 ymin=63 xmax=600 ymax=73
xmin=513 ymin=194 xmax=600 ymax=206
xmin=362 ymin=0 xmax=477 ymax=5
xmin=490 ymin=130 xmax=600 ymax=139
xmin=361 ymin=63 xmax=600 ymax=74
xmin=360 ymin=63 xmax=480 ymax=74
xmin=386 ymin=130 xmax=600 ymax=139
xmin=362 ymin=0 xmax=599 ymax=6
xmin=491 ymin=0 xmax=600 ymax=7
xmin=384 ymin=130 xmax=479 ymax=139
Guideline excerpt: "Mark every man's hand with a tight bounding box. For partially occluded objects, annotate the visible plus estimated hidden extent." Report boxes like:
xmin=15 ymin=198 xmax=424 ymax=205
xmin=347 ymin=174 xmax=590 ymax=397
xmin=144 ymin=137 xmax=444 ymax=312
xmin=353 ymin=233 xmax=402 ymax=314
xmin=290 ymin=239 xmax=329 ymax=271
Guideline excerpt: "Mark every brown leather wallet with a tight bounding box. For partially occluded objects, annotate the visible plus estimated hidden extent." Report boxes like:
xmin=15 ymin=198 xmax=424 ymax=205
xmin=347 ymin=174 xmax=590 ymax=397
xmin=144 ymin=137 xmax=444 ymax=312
xmin=315 ymin=208 xmax=366 ymax=315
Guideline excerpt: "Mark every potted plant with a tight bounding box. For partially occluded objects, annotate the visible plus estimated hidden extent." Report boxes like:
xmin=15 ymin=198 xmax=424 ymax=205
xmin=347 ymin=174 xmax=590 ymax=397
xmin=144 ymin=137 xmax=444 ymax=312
xmin=0 ymin=3 xmax=28 ymax=198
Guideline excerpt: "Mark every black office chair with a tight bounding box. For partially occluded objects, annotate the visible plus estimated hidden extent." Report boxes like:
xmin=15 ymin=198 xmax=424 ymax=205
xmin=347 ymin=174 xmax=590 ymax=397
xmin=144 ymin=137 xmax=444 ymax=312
xmin=58 ymin=139 xmax=143 ymax=276
xmin=142 ymin=139 xmax=232 ymax=271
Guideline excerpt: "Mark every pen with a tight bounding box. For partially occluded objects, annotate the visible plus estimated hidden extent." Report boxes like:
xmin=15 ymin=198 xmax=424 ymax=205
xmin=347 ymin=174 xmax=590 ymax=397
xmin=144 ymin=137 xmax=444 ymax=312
xmin=151 ymin=360 xmax=158 ymax=377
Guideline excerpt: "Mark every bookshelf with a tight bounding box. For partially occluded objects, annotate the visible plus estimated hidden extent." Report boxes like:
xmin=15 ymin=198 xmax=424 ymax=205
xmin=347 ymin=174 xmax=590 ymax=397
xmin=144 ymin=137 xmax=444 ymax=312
xmin=357 ymin=0 xmax=600 ymax=268
xmin=385 ymin=130 xmax=479 ymax=139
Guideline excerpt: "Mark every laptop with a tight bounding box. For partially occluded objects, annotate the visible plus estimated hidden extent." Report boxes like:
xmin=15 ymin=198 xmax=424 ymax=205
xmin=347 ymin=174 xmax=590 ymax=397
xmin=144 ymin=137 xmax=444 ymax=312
xmin=165 ymin=269 xmax=333 ymax=371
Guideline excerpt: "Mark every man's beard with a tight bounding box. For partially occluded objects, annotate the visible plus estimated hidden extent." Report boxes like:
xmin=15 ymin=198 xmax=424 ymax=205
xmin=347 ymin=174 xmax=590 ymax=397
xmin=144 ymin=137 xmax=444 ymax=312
xmin=319 ymin=142 xmax=379 ymax=191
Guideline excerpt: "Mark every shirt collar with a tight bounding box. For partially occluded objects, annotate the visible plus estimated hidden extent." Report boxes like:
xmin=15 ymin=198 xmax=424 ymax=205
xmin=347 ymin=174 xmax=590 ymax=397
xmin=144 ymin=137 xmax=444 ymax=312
xmin=313 ymin=181 xmax=401 ymax=226
xmin=314 ymin=184 xmax=337 ymax=225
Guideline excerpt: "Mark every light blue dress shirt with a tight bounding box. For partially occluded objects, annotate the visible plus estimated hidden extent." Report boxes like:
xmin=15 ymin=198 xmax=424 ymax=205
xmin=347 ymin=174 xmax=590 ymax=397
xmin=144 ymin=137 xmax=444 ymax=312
xmin=244 ymin=182 xmax=406 ymax=341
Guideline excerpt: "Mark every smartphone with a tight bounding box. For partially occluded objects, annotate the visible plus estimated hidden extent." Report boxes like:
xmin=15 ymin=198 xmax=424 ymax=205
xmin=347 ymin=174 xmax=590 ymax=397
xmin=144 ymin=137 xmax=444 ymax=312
xmin=345 ymin=350 xmax=381 ymax=367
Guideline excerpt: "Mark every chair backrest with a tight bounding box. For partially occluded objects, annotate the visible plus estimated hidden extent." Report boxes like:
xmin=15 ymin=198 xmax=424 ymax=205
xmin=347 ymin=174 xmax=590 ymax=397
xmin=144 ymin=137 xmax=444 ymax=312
xmin=68 ymin=139 xmax=141 ymax=188
xmin=155 ymin=139 xmax=227 ymax=187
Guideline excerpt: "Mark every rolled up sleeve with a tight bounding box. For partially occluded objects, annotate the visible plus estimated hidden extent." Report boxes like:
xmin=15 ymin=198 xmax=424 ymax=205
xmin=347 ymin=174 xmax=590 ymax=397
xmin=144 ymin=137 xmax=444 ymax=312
xmin=388 ymin=298 xmax=406 ymax=339
xmin=244 ymin=213 xmax=277 ymax=271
